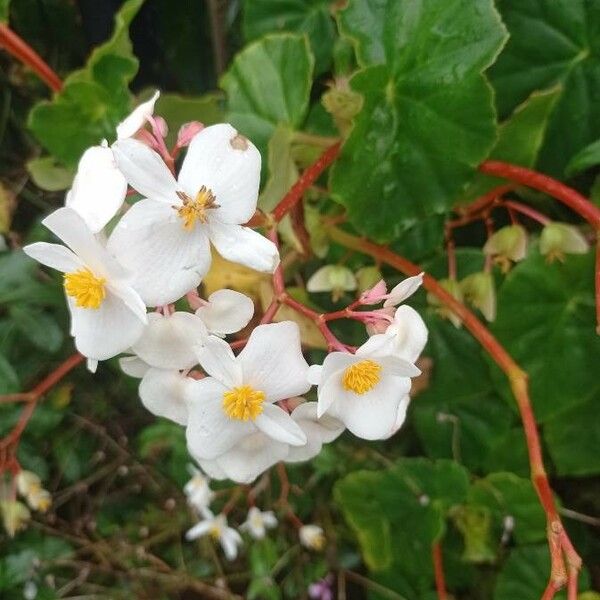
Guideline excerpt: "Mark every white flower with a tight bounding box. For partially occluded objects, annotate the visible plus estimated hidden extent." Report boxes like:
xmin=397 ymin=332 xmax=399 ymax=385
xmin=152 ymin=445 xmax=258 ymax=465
xmin=16 ymin=471 xmax=42 ymax=498
xmin=195 ymin=289 xmax=254 ymax=336
xmin=23 ymin=208 xmax=147 ymax=360
xmin=186 ymin=511 xmax=242 ymax=561
xmin=116 ymin=90 xmax=160 ymax=140
xmin=286 ymin=402 xmax=344 ymax=463
xmin=309 ymin=339 xmax=420 ymax=440
xmin=196 ymin=431 xmax=288 ymax=484
xmin=184 ymin=466 xmax=214 ymax=514
xmin=359 ymin=305 xmax=428 ymax=362
xmin=119 ymin=355 xmax=150 ymax=378
xmin=383 ymin=273 xmax=424 ymax=307
xmin=299 ymin=524 xmax=325 ymax=551
xmin=65 ymin=142 xmax=128 ymax=233
xmin=131 ymin=311 xmax=208 ymax=370
xmin=240 ymin=507 xmax=277 ymax=540
xmin=139 ymin=368 xmax=192 ymax=425
xmin=108 ymin=123 xmax=279 ymax=306
xmin=184 ymin=321 xmax=310 ymax=462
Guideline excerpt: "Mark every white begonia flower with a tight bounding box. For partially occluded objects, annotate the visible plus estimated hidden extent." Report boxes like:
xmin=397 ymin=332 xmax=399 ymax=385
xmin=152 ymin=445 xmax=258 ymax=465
xmin=380 ymin=395 xmax=411 ymax=440
xmin=26 ymin=488 xmax=51 ymax=513
xmin=119 ymin=355 xmax=151 ymax=378
xmin=108 ymin=123 xmax=279 ymax=306
xmin=186 ymin=511 xmax=243 ymax=561
xmin=184 ymin=466 xmax=214 ymax=515
xmin=131 ymin=311 xmax=208 ymax=370
xmin=359 ymin=305 xmax=428 ymax=363
xmin=196 ymin=430 xmax=289 ymax=484
xmin=383 ymin=273 xmax=424 ymax=307
xmin=116 ymin=90 xmax=160 ymax=140
xmin=139 ymin=368 xmax=192 ymax=425
xmin=240 ymin=507 xmax=277 ymax=540
xmin=286 ymin=402 xmax=344 ymax=463
xmin=184 ymin=321 xmax=310 ymax=461
xmin=16 ymin=471 xmax=42 ymax=498
xmin=65 ymin=142 xmax=128 ymax=233
xmin=195 ymin=289 xmax=254 ymax=337
xmin=23 ymin=208 xmax=147 ymax=360
xmin=309 ymin=339 xmax=420 ymax=440
xmin=299 ymin=524 xmax=325 ymax=551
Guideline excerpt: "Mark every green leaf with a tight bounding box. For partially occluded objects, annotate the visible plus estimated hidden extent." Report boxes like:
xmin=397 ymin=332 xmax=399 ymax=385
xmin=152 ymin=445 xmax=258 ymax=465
xmin=0 ymin=0 xmax=9 ymax=24
xmin=243 ymin=0 xmax=335 ymax=74
xmin=0 ymin=354 xmax=19 ymax=394
xmin=28 ymin=0 xmax=144 ymax=167
xmin=463 ymin=87 xmax=562 ymax=203
xmin=8 ymin=306 xmax=63 ymax=353
xmin=490 ymin=0 xmax=600 ymax=176
xmin=412 ymin=316 xmax=515 ymax=473
xmin=331 ymin=0 xmax=507 ymax=240
xmin=566 ymin=138 xmax=600 ymax=177
xmin=26 ymin=156 xmax=75 ymax=192
xmin=544 ymin=395 xmax=600 ymax=475
xmin=221 ymin=33 xmax=314 ymax=156
xmin=490 ymin=248 xmax=600 ymax=422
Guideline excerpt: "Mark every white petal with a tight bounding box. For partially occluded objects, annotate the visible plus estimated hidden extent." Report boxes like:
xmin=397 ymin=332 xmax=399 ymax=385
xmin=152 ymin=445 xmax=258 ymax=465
xmin=185 ymin=378 xmax=254 ymax=460
xmin=178 ymin=123 xmax=261 ymax=224
xmin=22 ymin=242 xmax=82 ymax=273
xmin=196 ymin=289 xmax=254 ymax=336
xmin=315 ymin=352 xmax=358 ymax=418
xmin=106 ymin=281 xmax=147 ymax=324
xmin=307 ymin=265 xmax=357 ymax=293
xmin=119 ymin=355 xmax=150 ymax=378
xmin=65 ymin=145 xmax=127 ymax=232
xmin=185 ymin=519 xmax=212 ymax=541
xmin=195 ymin=335 xmax=243 ymax=388
xmin=197 ymin=458 xmax=227 ymax=481
xmin=381 ymin=395 xmax=411 ymax=440
xmin=254 ymin=403 xmax=307 ymax=446
xmin=139 ymin=368 xmax=190 ymax=425
xmin=307 ymin=364 xmax=323 ymax=385
xmin=68 ymin=291 xmax=145 ymax=360
xmin=132 ymin=312 xmax=207 ymax=370
xmin=116 ymin=90 xmax=160 ymax=139
xmin=209 ymin=221 xmax=279 ymax=273
xmin=213 ymin=431 xmax=288 ymax=484
xmin=86 ymin=358 xmax=98 ymax=373
xmin=107 ymin=199 xmax=211 ymax=306
xmin=238 ymin=322 xmax=310 ymax=402
xmin=383 ymin=273 xmax=424 ymax=307
xmin=389 ymin=305 xmax=429 ymax=362
xmin=43 ymin=208 xmax=126 ymax=278
xmin=112 ymin=138 xmax=179 ymax=205
xmin=220 ymin=529 xmax=242 ymax=560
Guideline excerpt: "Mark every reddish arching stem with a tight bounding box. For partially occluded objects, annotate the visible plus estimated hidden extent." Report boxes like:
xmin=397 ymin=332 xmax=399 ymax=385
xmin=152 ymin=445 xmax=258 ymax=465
xmin=327 ymin=225 xmax=582 ymax=596
xmin=501 ymin=199 xmax=551 ymax=225
xmin=0 ymin=23 xmax=62 ymax=92
xmin=457 ymin=184 xmax=515 ymax=216
xmin=431 ymin=542 xmax=448 ymax=600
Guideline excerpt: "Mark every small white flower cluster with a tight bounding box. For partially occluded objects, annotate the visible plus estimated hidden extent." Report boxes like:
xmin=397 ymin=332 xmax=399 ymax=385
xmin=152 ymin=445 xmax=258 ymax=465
xmin=22 ymin=93 xmax=429 ymax=547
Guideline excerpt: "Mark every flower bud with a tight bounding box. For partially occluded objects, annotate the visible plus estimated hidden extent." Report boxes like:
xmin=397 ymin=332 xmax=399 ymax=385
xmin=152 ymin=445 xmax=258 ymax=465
xmin=540 ymin=222 xmax=589 ymax=262
xmin=427 ymin=278 xmax=463 ymax=328
xmin=1 ymin=500 xmax=31 ymax=537
xmin=307 ymin=265 xmax=356 ymax=302
xmin=16 ymin=470 xmax=42 ymax=498
xmin=322 ymin=79 xmax=363 ymax=136
xmin=356 ymin=267 xmax=384 ymax=295
xmin=460 ymin=271 xmax=496 ymax=322
xmin=177 ymin=121 xmax=204 ymax=148
xmin=299 ymin=524 xmax=325 ymax=551
xmin=483 ymin=225 xmax=527 ymax=272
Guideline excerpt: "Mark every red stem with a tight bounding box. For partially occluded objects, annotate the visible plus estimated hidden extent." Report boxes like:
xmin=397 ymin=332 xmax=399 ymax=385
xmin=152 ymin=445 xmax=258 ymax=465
xmin=272 ymin=142 xmax=341 ymax=223
xmin=431 ymin=543 xmax=448 ymax=600
xmin=501 ymin=199 xmax=551 ymax=225
xmin=0 ymin=23 xmax=62 ymax=92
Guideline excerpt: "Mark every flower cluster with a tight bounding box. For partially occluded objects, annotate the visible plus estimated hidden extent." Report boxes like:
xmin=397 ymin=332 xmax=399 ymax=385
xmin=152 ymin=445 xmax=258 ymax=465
xmin=22 ymin=93 xmax=429 ymax=557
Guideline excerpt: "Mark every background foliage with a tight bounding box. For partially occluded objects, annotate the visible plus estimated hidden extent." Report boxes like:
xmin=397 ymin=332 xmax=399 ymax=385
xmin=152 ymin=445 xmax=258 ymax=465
xmin=1 ymin=0 xmax=599 ymax=598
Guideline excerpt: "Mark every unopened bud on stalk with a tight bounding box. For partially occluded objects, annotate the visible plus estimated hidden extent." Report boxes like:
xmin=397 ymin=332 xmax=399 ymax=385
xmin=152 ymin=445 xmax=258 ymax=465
xmin=307 ymin=265 xmax=357 ymax=302
xmin=0 ymin=500 xmax=31 ymax=537
xmin=177 ymin=121 xmax=204 ymax=148
xmin=322 ymin=78 xmax=363 ymax=136
xmin=483 ymin=225 xmax=527 ymax=272
xmin=539 ymin=222 xmax=589 ymax=262
xmin=460 ymin=271 xmax=496 ymax=322
xmin=427 ymin=278 xmax=463 ymax=328
xmin=356 ymin=267 xmax=384 ymax=294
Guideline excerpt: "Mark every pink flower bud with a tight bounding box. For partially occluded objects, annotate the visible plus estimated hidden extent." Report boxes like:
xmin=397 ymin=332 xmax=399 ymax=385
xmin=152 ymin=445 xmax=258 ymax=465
xmin=359 ymin=279 xmax=388 ymax=305
xmin=365 ymin=306 xmax=395 ymax=335
xmin=153 ymin=116 xmax=169 ymax=138
xmin=177 ymin=121 xmax=205 ymax=148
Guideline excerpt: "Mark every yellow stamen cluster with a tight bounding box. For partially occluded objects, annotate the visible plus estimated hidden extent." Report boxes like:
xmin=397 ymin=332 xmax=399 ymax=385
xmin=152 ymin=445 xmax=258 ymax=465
xmin=342 ymin=359 xmax=382 ymax=394
xmin=209 ymin=525 xmax=221 ymax=540
xmin=223 ymin=385 xmax=265 ymax=421
xmin=63 ymin=268 xmax=106 ymax=309
xmin=176 ymin=186 xmax=218 ymax=230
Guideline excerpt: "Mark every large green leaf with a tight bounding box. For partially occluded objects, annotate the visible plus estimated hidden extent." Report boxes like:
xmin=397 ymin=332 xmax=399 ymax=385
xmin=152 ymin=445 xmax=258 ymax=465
xmin=490 ymin=249 xmax=600 ymax=422
xmin=566 ymin=138 xmax=600 ymax=177
xmin=243 ymin=0 xmax=335 ymax=74
xmin=490 ymin=0 xmax=600 ymax=176
xmin=27 ymin=0 xmax=144 ymax=167
xmin=331 ymin=0 xmax=507 ymax=241
xmin=220 ymin=33 xmax=314 ymax=156
xmin=0 ymin=0 xmax=9 ymax=23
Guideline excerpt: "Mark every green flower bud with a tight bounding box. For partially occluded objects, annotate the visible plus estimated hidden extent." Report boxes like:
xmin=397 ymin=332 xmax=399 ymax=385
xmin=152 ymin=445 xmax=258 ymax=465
xmin=0 ymin=500 xmax=31 ymax=537
xmin=307 ymin=265 xmax=357 ymax=302
xmin=322 ymin=79 xmax=363 ymax=137
xmin=460 ymin=271 xmax=496 ymax=322
xmin=355 ymin=266 xmax=384 ymax=293
xmin=483 ymin=225 xmax=527 ymax=272
xmin=427 ymin=278 xmax=463 ymax=328
xmin=540 ymin=222 xmax=589 ymax=262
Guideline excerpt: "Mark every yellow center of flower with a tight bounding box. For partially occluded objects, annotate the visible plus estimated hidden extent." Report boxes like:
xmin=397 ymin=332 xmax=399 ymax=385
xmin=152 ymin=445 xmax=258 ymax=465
xmin=63 ymin=268 xmax=106 ymax=309
xmin=209 ymin=525 xmax=221 ymax=540
xmin=223 ymin=385 xmax=265 ymax=421
xmin=176 ymin=186 xmax=218 ymax=230
xmin=342 ymin=359 xmax=382 ymax=394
